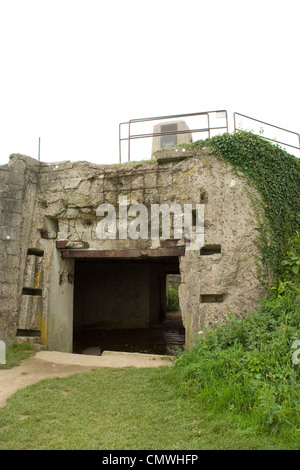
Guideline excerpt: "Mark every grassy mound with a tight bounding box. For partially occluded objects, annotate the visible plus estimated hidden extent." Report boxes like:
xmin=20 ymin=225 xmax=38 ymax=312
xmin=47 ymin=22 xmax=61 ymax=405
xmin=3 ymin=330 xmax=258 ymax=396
xmin=175 ymin=132 xmax=300 ymax=437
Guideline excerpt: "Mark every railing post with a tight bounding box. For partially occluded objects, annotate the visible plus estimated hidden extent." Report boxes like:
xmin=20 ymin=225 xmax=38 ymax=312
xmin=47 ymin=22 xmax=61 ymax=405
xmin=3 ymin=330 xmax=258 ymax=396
xmin=128 ymin=121 xmax=131 ymax=162
xmin=119 ymin=124 xmax=122 ymax=164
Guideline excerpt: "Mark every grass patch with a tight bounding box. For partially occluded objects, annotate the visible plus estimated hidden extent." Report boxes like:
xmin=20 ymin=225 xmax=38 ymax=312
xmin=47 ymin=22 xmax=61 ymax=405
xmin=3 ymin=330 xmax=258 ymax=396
xmin=174 ymin=259 xmax=300 ymax=441
xmin=0 ymin=344 xmax=37 ymax=370
xmin=0 ymin=366 xmax=296 ymax=450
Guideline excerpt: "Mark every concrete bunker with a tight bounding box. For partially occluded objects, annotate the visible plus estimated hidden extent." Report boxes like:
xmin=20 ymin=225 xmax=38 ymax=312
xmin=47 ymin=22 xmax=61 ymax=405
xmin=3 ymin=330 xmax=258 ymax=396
xmin=0 ymin=147 xmax=266 ymax=354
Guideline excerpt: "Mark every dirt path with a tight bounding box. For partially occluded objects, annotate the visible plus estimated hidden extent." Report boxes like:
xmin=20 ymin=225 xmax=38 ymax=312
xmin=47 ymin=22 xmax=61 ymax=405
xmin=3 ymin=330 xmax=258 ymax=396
xmin=0 ymin=350 xmax=173 ymax=408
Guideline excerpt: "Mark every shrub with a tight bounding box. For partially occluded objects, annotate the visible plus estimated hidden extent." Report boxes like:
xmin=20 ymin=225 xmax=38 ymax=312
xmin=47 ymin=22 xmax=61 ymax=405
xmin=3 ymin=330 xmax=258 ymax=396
xmin=167 ymin=287 xmax=180 ymax=312
xmin=174 ymin=280 xmax=300 ymax=431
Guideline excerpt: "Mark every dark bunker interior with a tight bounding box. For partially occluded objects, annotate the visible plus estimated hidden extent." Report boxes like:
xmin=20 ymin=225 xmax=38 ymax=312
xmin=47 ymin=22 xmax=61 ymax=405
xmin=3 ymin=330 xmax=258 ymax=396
xmin=72 ymin=256 xmax=185 ymax=355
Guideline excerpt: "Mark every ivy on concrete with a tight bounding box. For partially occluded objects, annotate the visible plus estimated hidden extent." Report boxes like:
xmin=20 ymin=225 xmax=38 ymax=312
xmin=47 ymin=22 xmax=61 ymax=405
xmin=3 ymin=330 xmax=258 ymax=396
xmin=185 ymin=131 xmax=300 ymax=278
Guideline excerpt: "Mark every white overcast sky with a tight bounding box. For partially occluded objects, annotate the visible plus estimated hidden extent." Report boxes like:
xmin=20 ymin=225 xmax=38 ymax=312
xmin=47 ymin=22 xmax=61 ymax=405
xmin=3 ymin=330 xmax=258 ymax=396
xmin=0 ymin=0 xmax=299 ymax=166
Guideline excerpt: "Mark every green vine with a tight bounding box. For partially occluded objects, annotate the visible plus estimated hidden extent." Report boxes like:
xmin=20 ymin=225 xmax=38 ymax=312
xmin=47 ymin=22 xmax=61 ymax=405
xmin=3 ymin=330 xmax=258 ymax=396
xmin=185 ymin=131 xmax=300 ymax=279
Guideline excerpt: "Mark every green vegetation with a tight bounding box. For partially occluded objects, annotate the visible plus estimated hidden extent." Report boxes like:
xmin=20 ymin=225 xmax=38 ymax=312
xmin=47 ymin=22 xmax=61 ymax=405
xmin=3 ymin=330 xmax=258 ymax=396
xmin=174 ymin=132 xmax=300 ymax=441
xmin=0 ymin=367 xmax=296 ymax=450
xmin=0 ymin=344 xmax=37 ymax=370
xmin=167 ymin=286 xmax=180 ymax=312
xmin=174 ymin=275 xmax=300 ymax=438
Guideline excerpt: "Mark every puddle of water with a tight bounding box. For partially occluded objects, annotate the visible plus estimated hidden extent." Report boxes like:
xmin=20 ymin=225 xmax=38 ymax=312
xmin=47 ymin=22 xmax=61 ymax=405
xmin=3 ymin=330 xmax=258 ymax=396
xmin=73 ymin=312 xmax=185 ymax=356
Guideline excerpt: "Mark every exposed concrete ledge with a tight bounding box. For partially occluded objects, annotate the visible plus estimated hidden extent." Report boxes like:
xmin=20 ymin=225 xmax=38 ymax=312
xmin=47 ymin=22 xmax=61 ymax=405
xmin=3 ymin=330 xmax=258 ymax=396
xmin=60 ymin=248 xmax=185 ymax=258
xmin=35 ymin=351 xmax=173 ymax=368
xmin=154 ymin=147 xmax=209 ymax=163
xmin=154 ymin=147 xmax=191 ymax=163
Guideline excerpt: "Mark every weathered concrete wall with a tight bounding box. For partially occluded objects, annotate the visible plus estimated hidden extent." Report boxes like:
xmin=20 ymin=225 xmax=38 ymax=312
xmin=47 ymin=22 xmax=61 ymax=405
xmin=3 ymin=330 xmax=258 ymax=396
xmin=0 ymin=147 xmax=267 ymax=351
xmin=0 ymin=155 xmax=40 ymax=346
xmin=167 ymin=274 xmax=181 ymax=290
xmin=46 ymin=249 xmax=74 ymax=353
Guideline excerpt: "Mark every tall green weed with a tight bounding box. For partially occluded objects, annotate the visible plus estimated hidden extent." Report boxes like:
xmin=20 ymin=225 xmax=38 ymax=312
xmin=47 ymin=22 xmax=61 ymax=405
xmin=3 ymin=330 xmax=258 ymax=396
xmin=174 ymin=133 xmax=300 ymax=437
xmin=175 ymin=282 xmax=300 ymax=433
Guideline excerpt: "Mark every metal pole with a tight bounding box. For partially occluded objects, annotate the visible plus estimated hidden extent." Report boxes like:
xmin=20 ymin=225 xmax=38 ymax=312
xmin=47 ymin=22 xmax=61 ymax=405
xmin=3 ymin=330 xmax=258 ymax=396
xmin=207 ymin=114 xmax=210 ymax=138
xmin=119 ymin=124 xmax=121 ymax=164
xmin=38 ymin=137 xmax=40 ymax=161
xmin=128 ymin=121 xmax=131 ymax=162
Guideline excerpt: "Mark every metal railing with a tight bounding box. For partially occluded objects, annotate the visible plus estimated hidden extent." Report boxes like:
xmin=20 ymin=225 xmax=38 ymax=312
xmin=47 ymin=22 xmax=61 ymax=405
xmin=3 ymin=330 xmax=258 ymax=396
xmin=233 ymin=112 xmax=300 ymax=153
xmin=119 ymin=110 xmax=228 ymax=163
xmin=119 ymin=110 xmax=300 ymax=163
